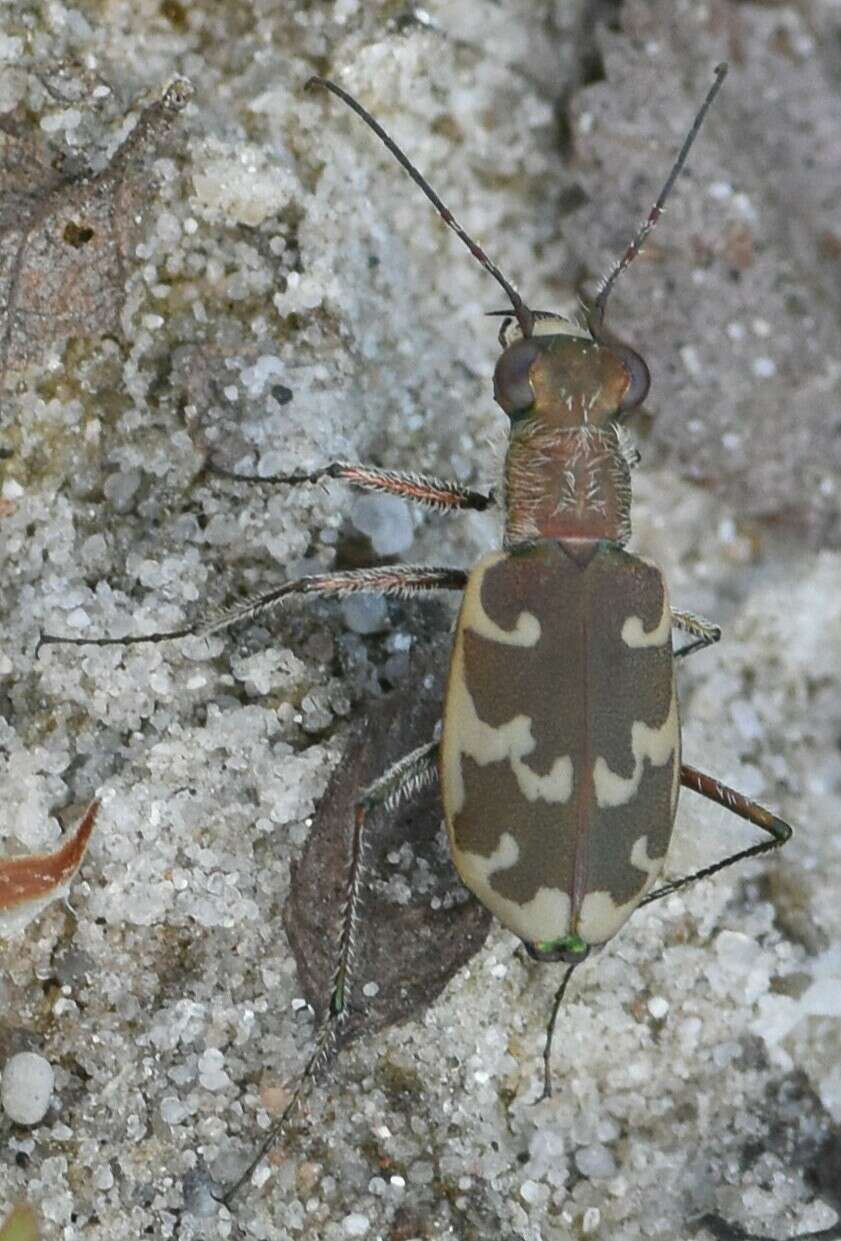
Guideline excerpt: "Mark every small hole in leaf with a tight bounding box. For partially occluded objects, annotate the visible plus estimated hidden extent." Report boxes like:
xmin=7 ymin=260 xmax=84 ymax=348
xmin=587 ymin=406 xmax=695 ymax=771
xmin=63 ymin=221 xmax=95 ymax=247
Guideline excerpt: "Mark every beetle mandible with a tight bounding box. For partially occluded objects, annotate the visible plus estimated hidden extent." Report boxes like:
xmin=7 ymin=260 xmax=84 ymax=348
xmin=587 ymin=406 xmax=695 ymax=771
xmin=41 ymin=64 xmax=793 ymax=1198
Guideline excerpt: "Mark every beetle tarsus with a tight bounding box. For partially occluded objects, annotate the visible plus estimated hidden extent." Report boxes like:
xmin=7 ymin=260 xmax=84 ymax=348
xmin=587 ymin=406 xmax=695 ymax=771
xmin=640 ymin=764 xmax=793 ymax=907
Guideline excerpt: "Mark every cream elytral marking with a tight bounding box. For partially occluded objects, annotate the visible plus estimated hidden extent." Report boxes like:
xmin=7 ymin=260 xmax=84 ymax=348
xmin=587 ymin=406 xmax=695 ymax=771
xmin=441 ymin=637 xmax=470 ymax=816
xmin=442 ymin=637 xmax=575 ymax=813
xmin=592 ymin=690 xmax=679 ymax=809
xmin=456 ymin=830 xmax=574 ymax=943
xmin=460 ymin=552 xmax=541 ymax=647
xmin=620 ymin=589 xmax=671 ymax=649
xmin=669 ymin=739 xmax=682 ymax=815
xmin=576 ymin=834 xmax=666 ymax=943
xmin=456 ymin=833 xmax=666 ymax=946
xmin=516 ymin=753 xmax=574 ymax=804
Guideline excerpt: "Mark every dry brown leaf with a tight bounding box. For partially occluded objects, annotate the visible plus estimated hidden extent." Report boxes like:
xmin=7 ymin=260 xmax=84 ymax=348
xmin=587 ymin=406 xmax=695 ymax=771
xmin=284 ymin=644 xmax=491 ymax=1044
xmin=0 ymin=78 xmax=192 ymax=390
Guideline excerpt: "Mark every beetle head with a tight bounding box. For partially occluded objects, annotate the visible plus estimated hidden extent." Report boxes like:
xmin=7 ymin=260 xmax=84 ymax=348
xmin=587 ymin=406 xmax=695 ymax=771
xmin=493 ymin=313 xmax=649 ymax=428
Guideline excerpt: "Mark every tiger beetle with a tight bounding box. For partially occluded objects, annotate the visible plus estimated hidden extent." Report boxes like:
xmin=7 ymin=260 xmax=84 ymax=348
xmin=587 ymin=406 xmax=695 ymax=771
xmin=40 ymin=63 xmax=793 ymax=1199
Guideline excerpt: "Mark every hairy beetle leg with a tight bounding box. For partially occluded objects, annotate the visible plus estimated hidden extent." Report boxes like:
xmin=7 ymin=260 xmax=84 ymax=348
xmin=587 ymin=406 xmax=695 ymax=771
xmin=162 ymin=565 xmax=467 ymax=638
xmin=38 ymin=566 xmax=468 ymax=650
xmin=208 ymin=459 xmax=494 ymax=515
xmin=222 ymin=738 xmax=440 ymax=1205
xmin=328 ymin=739 xmax=441 ymax=1037
xmin=640 ymin=763 xmax=793 ymax=907
xmin=671 ymin=608 xmax=722 ymax=659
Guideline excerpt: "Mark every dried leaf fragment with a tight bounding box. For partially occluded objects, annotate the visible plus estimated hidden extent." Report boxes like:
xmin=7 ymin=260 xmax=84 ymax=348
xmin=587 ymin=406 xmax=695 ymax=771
xmin=284 ymin=648 xmax=491 ymax=1044
xmin=0 ymin=799 xmax=98 ymax=935
xmin=0 ymin=78 xmax=193 ymax=392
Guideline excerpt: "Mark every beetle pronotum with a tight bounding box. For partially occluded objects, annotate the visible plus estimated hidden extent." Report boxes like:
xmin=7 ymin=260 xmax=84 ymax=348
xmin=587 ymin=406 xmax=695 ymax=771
xmin=41 ymin=63 xmax=792 ymax=1200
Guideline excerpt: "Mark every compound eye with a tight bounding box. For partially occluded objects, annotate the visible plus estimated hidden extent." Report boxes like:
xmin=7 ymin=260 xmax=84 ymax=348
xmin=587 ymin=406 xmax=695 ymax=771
xmin=493 ymin=338 xmax=541 ymax=416
xmin=614 ymin=345 xmax=650 ymax=412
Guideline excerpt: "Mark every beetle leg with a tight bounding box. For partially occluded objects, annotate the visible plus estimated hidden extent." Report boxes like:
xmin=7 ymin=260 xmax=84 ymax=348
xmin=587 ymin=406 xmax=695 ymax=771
xmin=326 ymin=738 xmax=441 ymax=1036
xmin=671 ymin=609 xmax=722 ymax=659
xmin=38 ymin=565 xmax=468 ymax=650
xmin=207 ymin=459 xmax=494 ymax=514
xmin=221 ymin=738 xmax=440 ymax=1204
xmin=640 ymin=763 xmax=792 ymax=907
xmin=535 ymin=962 xmax=578 ymax=1104
xmin=358 ymin=736 xmax=441 ymax=812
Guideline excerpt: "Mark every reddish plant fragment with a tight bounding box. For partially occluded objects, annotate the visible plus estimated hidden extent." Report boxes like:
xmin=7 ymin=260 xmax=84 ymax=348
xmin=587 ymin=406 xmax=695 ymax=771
xmin=0 ymin=800 xmax=98 ymax=930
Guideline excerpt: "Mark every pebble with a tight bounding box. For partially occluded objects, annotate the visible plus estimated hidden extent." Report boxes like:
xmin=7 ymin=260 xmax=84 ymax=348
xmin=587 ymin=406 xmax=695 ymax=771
xmin=1 ymin=1052 xmax=55 ymax=1125
xmin=342 ymin=1214 xmax=370 ymax=1236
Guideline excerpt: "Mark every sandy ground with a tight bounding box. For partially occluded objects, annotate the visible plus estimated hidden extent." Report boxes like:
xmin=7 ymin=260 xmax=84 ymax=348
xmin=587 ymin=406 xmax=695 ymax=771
xmin=2 ymin=2 xmax=841 ymax=1239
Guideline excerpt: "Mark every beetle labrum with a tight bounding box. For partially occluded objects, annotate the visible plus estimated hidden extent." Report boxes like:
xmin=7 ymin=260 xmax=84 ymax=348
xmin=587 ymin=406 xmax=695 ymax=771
xmin=41 ymin=63 xmax=793 ymax=1197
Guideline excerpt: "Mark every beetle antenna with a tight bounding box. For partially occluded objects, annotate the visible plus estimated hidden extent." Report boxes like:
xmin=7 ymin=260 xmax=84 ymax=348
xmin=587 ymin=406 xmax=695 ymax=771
xmin=307 ymin=76 xmax=534 ymax=339
xmin=591 ymin=62 xmax=728 ymax=329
